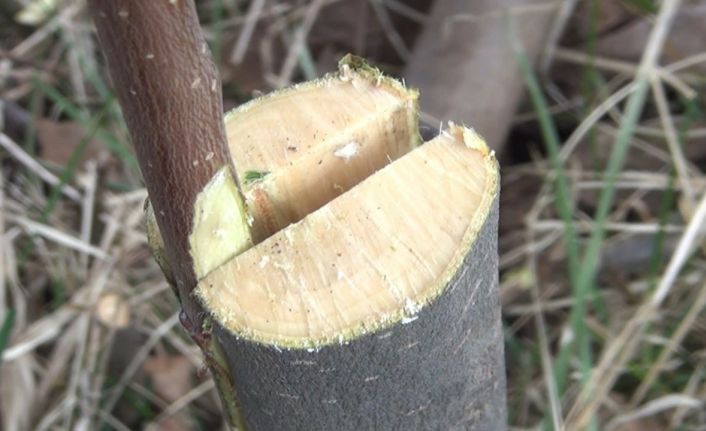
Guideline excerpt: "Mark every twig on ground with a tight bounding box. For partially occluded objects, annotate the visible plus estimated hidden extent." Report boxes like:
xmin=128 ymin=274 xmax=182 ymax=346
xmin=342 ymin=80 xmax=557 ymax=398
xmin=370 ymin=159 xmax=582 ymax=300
xmin=0 ymin=133 xmax=82 ymax=202
xmin=230 ymin=0 xmax=266 ymax=64
xmin=273 ymin=0 xmax=325 ymax=87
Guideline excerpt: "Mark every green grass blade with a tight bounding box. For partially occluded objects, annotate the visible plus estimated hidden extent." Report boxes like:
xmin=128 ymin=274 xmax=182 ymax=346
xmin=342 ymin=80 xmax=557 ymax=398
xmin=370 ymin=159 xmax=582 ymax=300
xmin=18 ymin=99 xmax=114 ymax=265
xmin=648 ymin=172 xmax=678 ymax=290
xmin=626 ymin=0 xmax=658 ymax=14
xmin=649 ymin=97 xmax=702 ymax=286
xmin=572 ymin=77 xmax=650 ymax=305
xmin=209 ymin=0 xmax=225 ymax=66
xmin=509 ymin=12 xmax=581 ymax=292
xmin=282 ymin=27 xmax=318 ymax=81
xmin=32 ymin=79 xmax=139 ymax=171
xmin=509 ymin=13 xmax=584 ymax=393
xmin=0 ymin=309 xmax=16 ymax=364
xmin=40 ymin=96 xmax=113 ymax=220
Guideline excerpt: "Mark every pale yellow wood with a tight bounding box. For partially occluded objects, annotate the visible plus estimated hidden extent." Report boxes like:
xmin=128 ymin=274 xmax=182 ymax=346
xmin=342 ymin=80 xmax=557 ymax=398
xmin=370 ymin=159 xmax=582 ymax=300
xmin=224 ymin=69 xmax=419 ymax=241
xmin=147 ymin=59 xmax=419 ymax=282
xmin=197 ymin=126 xmax=498 ymax=348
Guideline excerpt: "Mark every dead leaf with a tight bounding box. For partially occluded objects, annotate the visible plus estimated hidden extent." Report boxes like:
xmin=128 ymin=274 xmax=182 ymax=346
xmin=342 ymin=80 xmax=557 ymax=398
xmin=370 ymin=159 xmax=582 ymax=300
xmin=94 ymin=292 xmax=131 ymax=328
xmin=142 ymin=353 xmax=194 ymax=402
xmin=142 ymin=354 xmax=196 ymax=431
xmin=37 ymin=119 xmax=105 ymax=168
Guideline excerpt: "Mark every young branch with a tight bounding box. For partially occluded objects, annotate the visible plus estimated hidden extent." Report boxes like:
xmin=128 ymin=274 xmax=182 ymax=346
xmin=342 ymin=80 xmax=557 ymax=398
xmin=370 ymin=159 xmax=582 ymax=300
xmin=88 ymin=0 xmax=233 ymax=316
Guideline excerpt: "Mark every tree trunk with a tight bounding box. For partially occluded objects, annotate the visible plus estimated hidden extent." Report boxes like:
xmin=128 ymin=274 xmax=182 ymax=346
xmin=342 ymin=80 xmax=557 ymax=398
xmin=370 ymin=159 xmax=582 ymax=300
xmin=197 ymin=110 xmax=506 ymax=429
xmin=213 ymin=199 xmax=505 ymax=430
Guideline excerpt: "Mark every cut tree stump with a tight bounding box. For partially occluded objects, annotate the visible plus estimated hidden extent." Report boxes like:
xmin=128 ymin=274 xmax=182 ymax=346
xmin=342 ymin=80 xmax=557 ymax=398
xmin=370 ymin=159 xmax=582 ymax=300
xmin=201 ymin=123 xmax=505 ymax=430
xmin=194 ymin=61 xmax=505 ymax=429
xmin=90 ymin=1 xmax=505 ymax=429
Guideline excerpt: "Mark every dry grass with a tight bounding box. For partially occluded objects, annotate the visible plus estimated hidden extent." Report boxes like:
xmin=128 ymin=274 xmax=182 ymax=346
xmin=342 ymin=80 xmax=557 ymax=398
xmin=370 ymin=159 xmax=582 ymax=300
xmin=1 ymin=0 xmax=705 ymax=430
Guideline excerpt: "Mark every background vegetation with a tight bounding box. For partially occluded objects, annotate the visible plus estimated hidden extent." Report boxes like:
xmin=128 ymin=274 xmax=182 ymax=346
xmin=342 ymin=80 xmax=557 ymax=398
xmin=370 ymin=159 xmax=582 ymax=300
xmin=1 ymin=0 xmax=705 ymax=429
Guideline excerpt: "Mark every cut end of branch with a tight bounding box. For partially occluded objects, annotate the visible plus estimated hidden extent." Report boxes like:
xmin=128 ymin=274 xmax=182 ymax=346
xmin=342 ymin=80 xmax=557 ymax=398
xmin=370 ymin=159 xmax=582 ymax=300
xmin=189 ymin=166 xmax=252 ymax=280
xmin=225 ymin=55 xmax=420 ymax=242
xmin=197 ymin=125 xmax=498 ymax=349
xmin=143 ymin=55 xmax=499 ymax=351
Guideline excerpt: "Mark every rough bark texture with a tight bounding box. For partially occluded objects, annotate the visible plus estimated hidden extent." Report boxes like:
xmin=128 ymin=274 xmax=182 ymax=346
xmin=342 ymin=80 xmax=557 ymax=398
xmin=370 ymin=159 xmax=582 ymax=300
xmin=215 ymin=197 xmax=505 ymax=431
xmin=89 ymin=0 xmax=231 ymax=318
xmin=405 ymin=0 xmax=558 ymax=154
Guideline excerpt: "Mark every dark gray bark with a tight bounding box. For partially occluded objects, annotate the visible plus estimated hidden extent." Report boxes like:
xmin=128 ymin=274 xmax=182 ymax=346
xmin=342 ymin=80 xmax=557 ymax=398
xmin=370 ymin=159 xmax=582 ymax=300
xmin=215 ymin=197 xmax=505 ymax=430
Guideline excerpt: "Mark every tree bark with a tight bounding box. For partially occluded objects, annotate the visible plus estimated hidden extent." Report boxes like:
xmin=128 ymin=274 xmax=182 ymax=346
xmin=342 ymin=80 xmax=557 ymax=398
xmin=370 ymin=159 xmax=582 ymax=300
xmin=88 ymin=1 xmax=246 ymax=427
xmin=88 ymin=0 xmax=231 ymax=313
xmin=214 ymin=197 xmax=505 ymax=430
